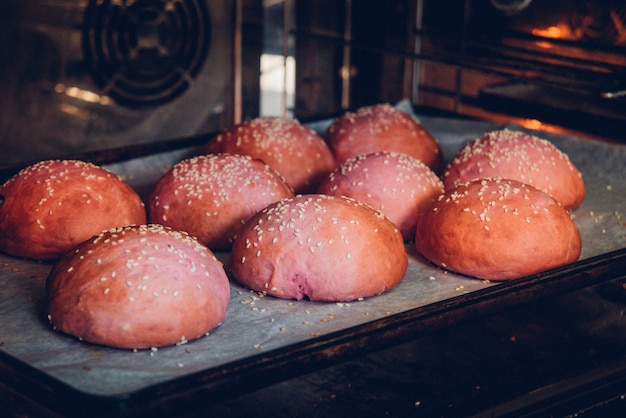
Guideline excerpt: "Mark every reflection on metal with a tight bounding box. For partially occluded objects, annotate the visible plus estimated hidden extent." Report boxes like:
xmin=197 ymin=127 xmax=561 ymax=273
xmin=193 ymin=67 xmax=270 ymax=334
xmin=341 ymin=0 xmax=352 ymax=110
xmin=60 ymin=103 xmax=91 ymax=120
xmin=601 ymin=89 xmax=626 ymax=99
xmin=56 ymin=84 xmax=113 ymax=105
xmin=490 ymin=0 xmax=533 ymax=15
xmin=234 ymin=0 xmax=243 ymax=124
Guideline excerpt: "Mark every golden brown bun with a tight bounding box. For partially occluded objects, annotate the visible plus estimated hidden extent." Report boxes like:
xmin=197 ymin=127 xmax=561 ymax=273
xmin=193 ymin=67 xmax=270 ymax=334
xmin=229 ymin=194 xmax=407 ymax=302
xmin=148 ymin=154 xmax=294 ymax=250
xmin=443 ymin=129 xmax=585 ymax=209
xmin=324 ymin=103 xmax=444 ymax=173
xmin=46 ymin=224 xmax=230 ymax=349
xmin=203 ymin=117 xmax=335 ymax=194
xmin=0 ymin=160 xmax=146 ymax=261
xmin=415 ymin=178 xmax=582 ymax=281
xmin=317 ymin=152 xmax=444 ymax=241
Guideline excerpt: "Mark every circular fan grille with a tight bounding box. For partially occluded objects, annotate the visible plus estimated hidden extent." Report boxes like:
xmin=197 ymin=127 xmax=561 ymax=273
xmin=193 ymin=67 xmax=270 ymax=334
xmin=83 ymin=0 xmax=211 ymax=107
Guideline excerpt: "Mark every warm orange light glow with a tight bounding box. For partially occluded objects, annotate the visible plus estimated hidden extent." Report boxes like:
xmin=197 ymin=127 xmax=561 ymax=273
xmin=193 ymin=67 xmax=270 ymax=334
xmin=531 ymin=24 xmax=575 ymax=48
xmin=60 ymin=103 xmax=90 ymax=120
xmin=519 ymin=119 xmax=544 ymax=130
xmin=532 ymin=26 xmax=563 ymax=39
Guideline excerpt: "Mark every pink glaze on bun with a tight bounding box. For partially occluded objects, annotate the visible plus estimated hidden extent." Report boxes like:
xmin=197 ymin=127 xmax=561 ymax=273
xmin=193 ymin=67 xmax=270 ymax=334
xmin=324 ymin=103 xmax=444 ymax=173
xmin=229 ymin=194 xmax=407 ymax=302
xmin=443 ymin=129 xmax=585 ymax=209
xmin=317 ymin=152 xmax=444 ymax=241
xmin=415 ymin=178 xmax=582 ymax=281
xmin=0 ymin=160 xmax=146 ymax=261
xmin=148 ymin=154 xmax=294 ymax=250
xmin=203 ymin=117 xmax=335 ymax=194
xmin=46 ymin=224 xmax=230 ymax=349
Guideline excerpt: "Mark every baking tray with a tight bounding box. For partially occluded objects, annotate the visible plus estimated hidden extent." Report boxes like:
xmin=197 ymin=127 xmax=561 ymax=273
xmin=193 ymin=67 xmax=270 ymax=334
xmin=1 ymin=105 xmax=625 ymax=417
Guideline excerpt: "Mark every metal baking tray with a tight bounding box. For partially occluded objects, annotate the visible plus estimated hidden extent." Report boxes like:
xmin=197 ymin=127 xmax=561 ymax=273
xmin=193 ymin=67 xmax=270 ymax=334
xmin=1 ymin=104 xmax=625 ymax=417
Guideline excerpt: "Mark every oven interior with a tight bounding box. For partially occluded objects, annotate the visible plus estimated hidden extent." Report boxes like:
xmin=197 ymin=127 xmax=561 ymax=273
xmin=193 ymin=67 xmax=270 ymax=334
xmin=290 ymin=0 xmax=626 ymax=140
xmin=1 ymin=1 xmax=625 ymax=416
xmin=2 ymin=0 xmax=625 ymax=170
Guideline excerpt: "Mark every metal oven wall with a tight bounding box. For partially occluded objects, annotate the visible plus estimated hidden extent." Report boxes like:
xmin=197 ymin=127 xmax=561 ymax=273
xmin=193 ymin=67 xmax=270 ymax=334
xmin=0 ymin=0 xmax=235 ymax=167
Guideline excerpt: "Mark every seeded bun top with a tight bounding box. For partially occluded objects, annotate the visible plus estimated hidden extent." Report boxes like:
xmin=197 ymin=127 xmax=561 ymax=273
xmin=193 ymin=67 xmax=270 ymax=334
xmin=323 ymin=103 xmax=444 ymax=173
xmin=229 ymin=194 xmax=408 ymax=302
xmin=317 ymin=151 xmax=444 ymax=241
xmin=415 ymin=178 xmax=582 ymax=281
xmin=203 ymin=117 xmax=336 ymax=194
xmin=148 ymin=154 xmax=294 ymax=250
xmin=443 ymin=129 xmax=585 ymax=209
xmin=46 ymin=224 xmax=230 ymax=349
xmin=0 ymin=160 xmax=146 ymax=261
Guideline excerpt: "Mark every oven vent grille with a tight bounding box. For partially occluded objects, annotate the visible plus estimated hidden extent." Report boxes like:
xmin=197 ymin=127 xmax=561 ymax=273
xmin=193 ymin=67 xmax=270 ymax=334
xmin=82 ymin=0 xmax=211 ymax=107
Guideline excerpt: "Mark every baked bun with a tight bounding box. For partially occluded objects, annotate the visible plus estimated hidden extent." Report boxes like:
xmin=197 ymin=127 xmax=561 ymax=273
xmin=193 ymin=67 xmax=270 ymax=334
xmin=0 ymin=160 xmax=146 ymax=261
xmin=443 ymin=129 xmax=585 ymax=209
xmin=323 ymin=103 xmax=444 ymax=173
xmin=317 ymin=152 xmax=444 ymax=241
xmin=229 ymin=194 xmax=407 ymax=302
xmin=148 ymin=154 xmax=294 ymax=250
xmin=415 ymin=178 xmax=582 ymax=281
xmin=46 ymin=224 xmax=230 ymax=349
xmin=203 ymin=117 xmax=335 ymax=194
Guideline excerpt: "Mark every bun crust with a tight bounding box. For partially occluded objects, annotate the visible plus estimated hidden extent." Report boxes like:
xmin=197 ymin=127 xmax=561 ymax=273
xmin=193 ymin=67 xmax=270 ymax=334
xmin=148 ymin=154 xmax=294 ymax=250
xmin=415 ymin=178 xmax=582 ymax=281
xmin=229 ymin=194 xmax=408 ymax=302
xmin=0 ymin=160 xmax=146 ymax=261
xmin=203 ymin=117 xmax=335 ymax=194
xmin=443 ymin=129 xmax=585 ymax=209
xmin=317 ymin=152 xmax=444 ymax=241
xmin=46 ymin=224 xmax=230 ymax=349
xmin=324 ymin=104 xmax=444 ymax=173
